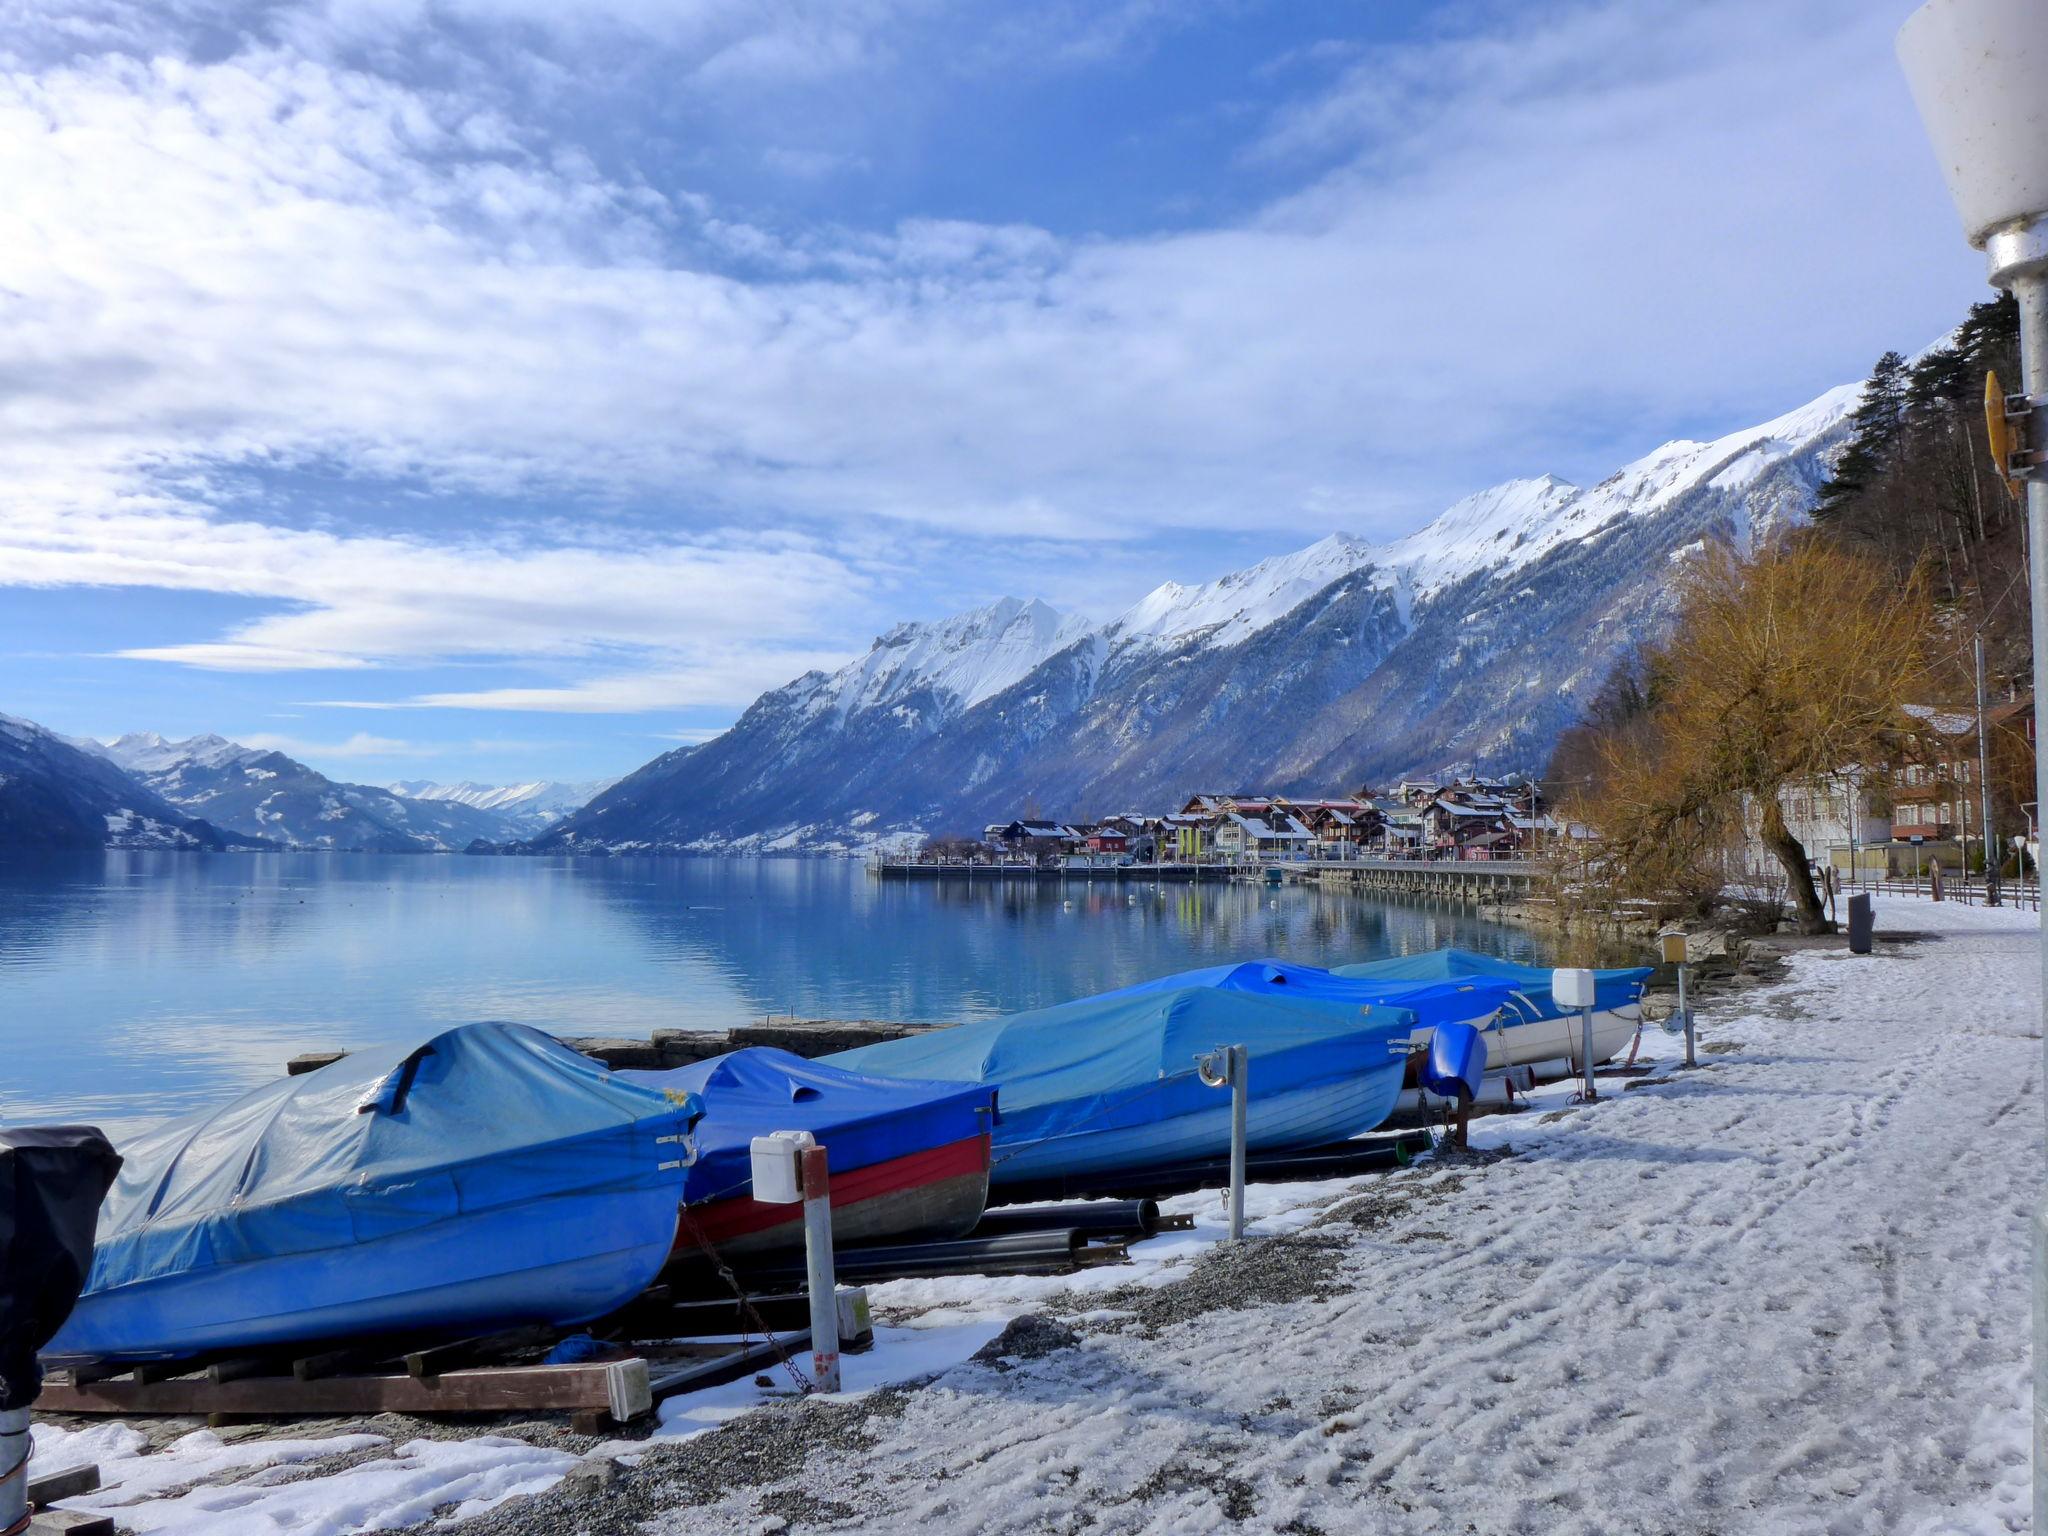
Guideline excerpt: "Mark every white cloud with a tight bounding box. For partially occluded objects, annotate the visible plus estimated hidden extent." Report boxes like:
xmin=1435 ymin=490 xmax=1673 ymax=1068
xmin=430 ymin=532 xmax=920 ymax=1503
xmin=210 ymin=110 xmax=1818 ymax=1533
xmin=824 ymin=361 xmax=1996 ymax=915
xmin=0 ymin=0 xmax=1987 ymax=712
xmin=239 ymin=730 xmax=435 ymax=758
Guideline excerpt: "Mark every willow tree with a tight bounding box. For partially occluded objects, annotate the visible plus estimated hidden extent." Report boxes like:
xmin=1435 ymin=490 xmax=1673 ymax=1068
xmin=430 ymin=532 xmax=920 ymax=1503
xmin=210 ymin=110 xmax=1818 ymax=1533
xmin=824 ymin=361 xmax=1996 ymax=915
xmin=1589 ymin=538 xmax=1931 ymax=933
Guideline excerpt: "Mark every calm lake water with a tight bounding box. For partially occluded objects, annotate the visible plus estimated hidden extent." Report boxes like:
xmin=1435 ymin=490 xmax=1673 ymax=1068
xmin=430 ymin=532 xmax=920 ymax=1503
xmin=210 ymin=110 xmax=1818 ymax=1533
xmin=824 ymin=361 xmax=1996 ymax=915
xmin=0 ymin=853 xmax=1543 ymax=1141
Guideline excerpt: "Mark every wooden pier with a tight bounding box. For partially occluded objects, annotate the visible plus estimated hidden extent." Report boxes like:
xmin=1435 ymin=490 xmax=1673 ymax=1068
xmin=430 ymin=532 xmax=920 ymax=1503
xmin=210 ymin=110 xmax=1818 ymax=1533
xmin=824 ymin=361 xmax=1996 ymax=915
xmin=870 ymin=861 xmax=1232 ymax=882
xmin=1308 ymin=858 xmax=1536 ymax=904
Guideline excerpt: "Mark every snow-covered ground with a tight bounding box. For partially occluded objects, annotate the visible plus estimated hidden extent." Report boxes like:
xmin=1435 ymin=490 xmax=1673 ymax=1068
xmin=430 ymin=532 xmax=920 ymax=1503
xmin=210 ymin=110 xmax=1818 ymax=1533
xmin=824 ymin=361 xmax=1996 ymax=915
xmin=29 ymin=892 xmax=2041 ymax=1533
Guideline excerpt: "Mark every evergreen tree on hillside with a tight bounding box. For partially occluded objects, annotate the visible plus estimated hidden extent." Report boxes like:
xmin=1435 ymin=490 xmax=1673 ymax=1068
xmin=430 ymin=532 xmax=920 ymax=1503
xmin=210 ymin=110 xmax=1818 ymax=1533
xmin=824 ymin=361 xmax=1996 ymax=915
xmin=1814 ymin=351 xmax=1908 ymax=521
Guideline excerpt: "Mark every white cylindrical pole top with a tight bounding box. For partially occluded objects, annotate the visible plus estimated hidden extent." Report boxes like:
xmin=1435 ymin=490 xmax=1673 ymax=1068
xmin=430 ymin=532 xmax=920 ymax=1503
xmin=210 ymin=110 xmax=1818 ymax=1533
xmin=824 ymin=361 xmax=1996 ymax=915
xmin=1898 ymin=0 xmax=2048 ymax=254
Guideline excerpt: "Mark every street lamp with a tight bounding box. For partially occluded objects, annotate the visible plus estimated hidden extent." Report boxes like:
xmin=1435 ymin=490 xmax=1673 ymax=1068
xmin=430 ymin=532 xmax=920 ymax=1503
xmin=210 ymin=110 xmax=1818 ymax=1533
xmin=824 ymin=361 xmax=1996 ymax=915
xmin=1897 ymin=0 xmax=2048 ymax=1519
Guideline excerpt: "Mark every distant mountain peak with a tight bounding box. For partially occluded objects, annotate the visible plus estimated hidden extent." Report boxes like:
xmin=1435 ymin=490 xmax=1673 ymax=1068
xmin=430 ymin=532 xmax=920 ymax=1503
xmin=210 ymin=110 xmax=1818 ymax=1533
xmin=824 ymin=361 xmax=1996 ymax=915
xmin=816 ymin=593 xmax=1090 ymax=724
xmin=1110 ymin=530 xmax=1383 ymax=654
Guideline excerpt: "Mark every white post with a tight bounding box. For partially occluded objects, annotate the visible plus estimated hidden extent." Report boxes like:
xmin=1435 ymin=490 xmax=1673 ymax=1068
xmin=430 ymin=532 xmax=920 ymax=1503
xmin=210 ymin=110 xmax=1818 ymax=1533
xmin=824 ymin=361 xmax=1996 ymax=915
xmin=0 ymin=1406 xmax=28 ymax=1535
xmin=800 ymin=1143 xmax=841 ymax=1394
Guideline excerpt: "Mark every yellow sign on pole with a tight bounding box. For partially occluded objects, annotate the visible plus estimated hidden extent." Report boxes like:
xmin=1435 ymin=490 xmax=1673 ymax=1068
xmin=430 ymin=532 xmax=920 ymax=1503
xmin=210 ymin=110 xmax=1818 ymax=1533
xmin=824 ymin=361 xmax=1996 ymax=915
xmin=1986 ymin=369 xmax=2023 ymax=502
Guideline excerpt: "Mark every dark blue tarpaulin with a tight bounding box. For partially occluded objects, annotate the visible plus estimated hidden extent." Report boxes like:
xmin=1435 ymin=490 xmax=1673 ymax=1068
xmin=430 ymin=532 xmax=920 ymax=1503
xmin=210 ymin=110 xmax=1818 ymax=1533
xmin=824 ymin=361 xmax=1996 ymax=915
xmin=623 ymin=1048 xmax=995 ymax=1206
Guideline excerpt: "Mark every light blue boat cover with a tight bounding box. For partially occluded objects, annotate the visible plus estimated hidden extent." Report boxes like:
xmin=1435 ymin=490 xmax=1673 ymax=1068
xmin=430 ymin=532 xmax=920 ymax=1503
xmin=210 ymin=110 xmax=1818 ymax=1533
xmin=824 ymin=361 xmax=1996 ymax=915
xmin=1092 ymin=959 xmax=1518 ymax=1028
xmin=80 ymin=1023 xmax=702 ymax=1297
xmin=1332 ymin=947 xmax=1651 ymax=1021
xmin=827 ymin=986 xmax=1418 ymax=1151
xmin=622 ymin=1048 xmax=995 ymax=1205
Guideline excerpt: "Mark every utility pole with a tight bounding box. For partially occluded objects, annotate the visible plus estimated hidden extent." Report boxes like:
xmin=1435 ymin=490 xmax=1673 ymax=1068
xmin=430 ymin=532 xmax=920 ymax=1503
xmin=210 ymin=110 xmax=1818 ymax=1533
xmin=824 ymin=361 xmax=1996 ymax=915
xmin=1978 ymin=632 xmax=2001 ymax=904
xmin=1898 ymin=2 xmax=2048 ymax=1516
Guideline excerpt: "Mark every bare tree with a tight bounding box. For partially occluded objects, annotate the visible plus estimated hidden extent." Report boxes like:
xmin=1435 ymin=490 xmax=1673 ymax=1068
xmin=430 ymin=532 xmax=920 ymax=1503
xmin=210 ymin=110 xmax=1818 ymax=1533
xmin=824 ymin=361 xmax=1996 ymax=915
xmin=1584 ymin=538 xmax=1931 ymax=933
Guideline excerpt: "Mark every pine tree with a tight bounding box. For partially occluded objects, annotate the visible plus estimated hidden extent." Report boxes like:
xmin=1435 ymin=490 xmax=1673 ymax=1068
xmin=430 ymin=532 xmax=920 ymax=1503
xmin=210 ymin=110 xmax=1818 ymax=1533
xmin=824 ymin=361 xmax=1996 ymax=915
xmin=1814 ymin=351 xmax=1909 ymax=521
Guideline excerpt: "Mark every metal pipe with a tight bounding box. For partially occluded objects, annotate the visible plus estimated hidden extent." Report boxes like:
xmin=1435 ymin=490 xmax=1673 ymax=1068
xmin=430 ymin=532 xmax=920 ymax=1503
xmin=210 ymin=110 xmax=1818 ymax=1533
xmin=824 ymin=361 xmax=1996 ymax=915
xmin=984 ymin=1133 xmax=1431 ymax=1206
xmin=1580 ymin=1008 xmax=1598 ymax=1102
xmin=1228 ymin=1043 xmax=1249 ymax=1242
xmin=1679 ymin=963 xmax=1696 ymax=1069
xmin=0 ymin=1406 xmax=28 ymax=1536
xmin=1978 ymin=632 xmax=2001 ymax=904
xmin=799 ymin=1145 xmax=840 ymax=1394
xmin=972 ymin=1200 xmax=1163 ymax=1241
xmin=2012 ymin=263 xmax=2048 ymax=1532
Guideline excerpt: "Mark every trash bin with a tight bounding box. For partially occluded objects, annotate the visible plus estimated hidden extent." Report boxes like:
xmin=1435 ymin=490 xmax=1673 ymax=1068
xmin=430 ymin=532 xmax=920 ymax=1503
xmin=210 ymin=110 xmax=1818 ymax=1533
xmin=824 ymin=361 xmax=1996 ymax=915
xmin=1847 ymin=892 xmax=1873 ymax=955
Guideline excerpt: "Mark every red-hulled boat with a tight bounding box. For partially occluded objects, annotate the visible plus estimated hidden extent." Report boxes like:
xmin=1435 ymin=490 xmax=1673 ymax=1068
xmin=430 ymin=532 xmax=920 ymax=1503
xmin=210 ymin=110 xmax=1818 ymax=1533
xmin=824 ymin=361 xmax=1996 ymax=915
xmin=624 ymin=1048 xmax=995 ymax=1267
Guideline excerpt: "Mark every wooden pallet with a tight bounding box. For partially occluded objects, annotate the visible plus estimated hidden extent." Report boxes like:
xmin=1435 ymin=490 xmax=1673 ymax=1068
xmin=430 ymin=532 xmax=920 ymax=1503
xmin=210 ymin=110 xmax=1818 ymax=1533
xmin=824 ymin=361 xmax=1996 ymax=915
xmin=37 ymin=1356 xmax=653 ymax=1425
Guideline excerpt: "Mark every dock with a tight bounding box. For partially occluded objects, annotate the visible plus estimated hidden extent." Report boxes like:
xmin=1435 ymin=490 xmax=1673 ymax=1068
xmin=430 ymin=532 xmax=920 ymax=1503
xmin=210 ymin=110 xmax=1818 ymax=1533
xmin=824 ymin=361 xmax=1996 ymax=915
xmin=1306 ymin=858 xmax=1537 ymax=903
xmin=871 ymin=861 xmax=1234 ymax=882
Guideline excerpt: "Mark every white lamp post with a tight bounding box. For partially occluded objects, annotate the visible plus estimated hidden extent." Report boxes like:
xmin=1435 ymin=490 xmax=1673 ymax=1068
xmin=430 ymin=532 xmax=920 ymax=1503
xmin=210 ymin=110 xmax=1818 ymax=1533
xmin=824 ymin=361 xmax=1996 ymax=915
xmin=1897 ymin=1 xmax=2048 ymax=1519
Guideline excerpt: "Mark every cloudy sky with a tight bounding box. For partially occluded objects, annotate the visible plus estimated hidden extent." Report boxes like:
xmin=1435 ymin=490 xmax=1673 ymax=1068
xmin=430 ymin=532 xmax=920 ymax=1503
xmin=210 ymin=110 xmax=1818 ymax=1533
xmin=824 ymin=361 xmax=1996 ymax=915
xmin=2 ymin=0 xmax=1986 ymax=784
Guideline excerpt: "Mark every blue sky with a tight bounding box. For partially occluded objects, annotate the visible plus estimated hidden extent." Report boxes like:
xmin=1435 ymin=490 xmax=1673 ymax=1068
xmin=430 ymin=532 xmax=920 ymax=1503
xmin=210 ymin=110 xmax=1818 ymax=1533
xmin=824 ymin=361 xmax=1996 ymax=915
xmin=0 ymin=0 xmax=1988 ymax=785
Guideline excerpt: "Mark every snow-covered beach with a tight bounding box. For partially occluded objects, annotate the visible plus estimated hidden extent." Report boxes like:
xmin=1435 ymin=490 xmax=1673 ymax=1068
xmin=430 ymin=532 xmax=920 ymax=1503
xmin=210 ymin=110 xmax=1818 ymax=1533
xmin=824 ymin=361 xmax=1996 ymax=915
xmin=29 ymin=891 xmax=2041 ymax=1535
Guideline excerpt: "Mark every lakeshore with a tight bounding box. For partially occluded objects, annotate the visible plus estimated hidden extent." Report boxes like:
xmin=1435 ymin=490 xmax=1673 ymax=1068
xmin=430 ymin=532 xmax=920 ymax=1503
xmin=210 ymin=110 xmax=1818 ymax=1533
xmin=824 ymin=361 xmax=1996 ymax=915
xmin=22 ymin=888 xmax=2036 ymax=1535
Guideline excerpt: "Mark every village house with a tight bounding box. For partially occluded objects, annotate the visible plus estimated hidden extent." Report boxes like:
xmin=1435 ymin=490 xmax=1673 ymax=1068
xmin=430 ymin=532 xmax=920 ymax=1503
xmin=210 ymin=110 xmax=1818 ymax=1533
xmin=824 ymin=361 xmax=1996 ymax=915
xmin=1277 ymin=798 xmax=1377 ymax=859
xmin=1214 ymin=806 xmax=1315 ymax=861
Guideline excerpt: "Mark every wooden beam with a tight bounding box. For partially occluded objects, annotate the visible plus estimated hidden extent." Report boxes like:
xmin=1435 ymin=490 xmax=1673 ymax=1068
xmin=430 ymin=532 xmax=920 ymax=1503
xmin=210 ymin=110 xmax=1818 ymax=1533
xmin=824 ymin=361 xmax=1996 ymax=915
xmin=35 ymin=1358 xmax=651 ymax=1421
xmin=26 ymin=1464 xmax=100 ymax=1504
xmin=27 ymin=1511 xmax=116 ymax=1536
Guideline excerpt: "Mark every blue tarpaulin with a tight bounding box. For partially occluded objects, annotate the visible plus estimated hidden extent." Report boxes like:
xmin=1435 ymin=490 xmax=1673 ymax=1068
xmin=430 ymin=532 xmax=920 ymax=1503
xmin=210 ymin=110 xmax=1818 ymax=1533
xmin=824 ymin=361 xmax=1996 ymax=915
xmin=1332 ymin=947 xmax=1651 ymax=1020
xmin=48 ymin=1022 xmax=702 ymax=1361
xmin=828 ymin=986 xmax=1420 ymax=1182
xmin=1092 ymin=959 xmax=1518 ymax=1027
xmin=622 ymin=1048 xmax=994 ymax=1205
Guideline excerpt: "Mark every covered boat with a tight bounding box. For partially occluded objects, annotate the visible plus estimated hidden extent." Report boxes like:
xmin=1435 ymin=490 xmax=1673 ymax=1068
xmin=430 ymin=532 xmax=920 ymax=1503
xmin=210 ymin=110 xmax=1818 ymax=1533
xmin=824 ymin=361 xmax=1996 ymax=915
xmin=828 ymin=986 xmax=1424 ymax=1188
xmin=1333 ymin=948 xmax=1653 ymax=1071
xmin=1095 ymin=960 xmax=1514 ymax=1029
xmin=622 ymin=1048 xmax=995 ymax=1264
xmin=45 ymin=1022 xmax=702 ymax=1364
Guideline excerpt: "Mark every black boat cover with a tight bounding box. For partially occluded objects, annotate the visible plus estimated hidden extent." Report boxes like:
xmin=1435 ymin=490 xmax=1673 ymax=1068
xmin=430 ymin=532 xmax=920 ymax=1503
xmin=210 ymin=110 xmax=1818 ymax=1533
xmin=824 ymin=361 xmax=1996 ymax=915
xmin=0 ymin=1126 xmax=121 ymax=1407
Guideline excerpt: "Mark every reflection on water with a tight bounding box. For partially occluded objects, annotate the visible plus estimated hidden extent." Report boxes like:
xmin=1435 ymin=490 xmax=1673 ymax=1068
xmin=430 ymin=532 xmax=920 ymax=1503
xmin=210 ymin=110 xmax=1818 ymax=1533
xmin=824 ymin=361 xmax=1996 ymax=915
xmin=0 ymin=852 xmax=1546 ymax=1141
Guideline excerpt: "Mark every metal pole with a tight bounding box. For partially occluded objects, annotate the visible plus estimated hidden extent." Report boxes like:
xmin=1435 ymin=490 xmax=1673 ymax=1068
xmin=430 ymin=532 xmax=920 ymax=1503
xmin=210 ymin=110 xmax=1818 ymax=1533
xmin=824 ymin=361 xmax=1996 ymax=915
xmin=0 ymin=1406 xmax=28 ymax=1536
xmin=1978 ymin=632 xmax=2001 ymax=903
xmin=2009 ymin=265 xmax=2048 ymax=1532
xmin=1227 ymin=1044 xmax=1248 ymax=1242
xmin=800 ymin=1144 xmax=841 ymax=1394
xmin=1679 ymin=963 xmax=1696 ymax=1069
xmin=1580 ymin=1007 xmax=1598 ymax=1103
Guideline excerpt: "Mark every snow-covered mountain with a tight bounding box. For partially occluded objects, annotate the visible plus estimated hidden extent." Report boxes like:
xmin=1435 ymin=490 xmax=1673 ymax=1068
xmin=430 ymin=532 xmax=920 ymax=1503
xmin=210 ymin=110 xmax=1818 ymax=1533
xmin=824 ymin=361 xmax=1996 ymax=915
xmin=101 ymin=733 xmax=510 ymax=852
xmin=0 ymin=716 xmax=255 ymax=850
xmin=528 ymin=373 xmax=1862 ymax=855
xmin=387 ymin=778 xmax=614 ymax=837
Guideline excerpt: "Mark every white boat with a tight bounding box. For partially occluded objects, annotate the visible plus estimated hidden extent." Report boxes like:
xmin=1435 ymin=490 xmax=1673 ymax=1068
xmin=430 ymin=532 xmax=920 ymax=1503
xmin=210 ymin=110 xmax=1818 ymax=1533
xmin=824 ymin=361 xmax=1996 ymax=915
xmin=1333 ymin=947 xmax=1650 ymax=1074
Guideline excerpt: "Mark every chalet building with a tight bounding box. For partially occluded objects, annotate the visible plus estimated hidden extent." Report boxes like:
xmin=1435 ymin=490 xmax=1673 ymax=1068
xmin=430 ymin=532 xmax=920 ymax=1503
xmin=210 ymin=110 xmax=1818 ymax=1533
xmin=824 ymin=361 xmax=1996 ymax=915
xmin=1083 ymin=825 xmax=1129 ymax=856
xmin=1162 ymin=812 xmax=1213 ymax=861
xmin=1215 ymin=807 xmax=1315 ymax=860
xmin=985 ymin=819 xmax=1082 ymax=861
xmin=1280 ymin=799 xmax=1379 ymax=858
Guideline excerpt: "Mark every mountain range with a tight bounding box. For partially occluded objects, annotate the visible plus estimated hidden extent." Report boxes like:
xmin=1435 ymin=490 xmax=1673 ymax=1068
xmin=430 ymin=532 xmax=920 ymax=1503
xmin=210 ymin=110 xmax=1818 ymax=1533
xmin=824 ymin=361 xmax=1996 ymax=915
xmin=1 ymin=372 xmax=1862 ymax=856
xmin=0 ymin=716 xmax=254 ymax=851
xmin=0 ymin=728 xmax=604 ymax=852
xmin=385 ymin=779 xmax=616 ymax=839
xmin=528 ymin=379 xmax=1859 ymax=855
